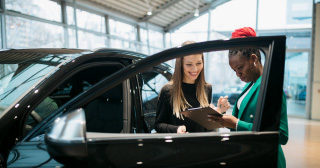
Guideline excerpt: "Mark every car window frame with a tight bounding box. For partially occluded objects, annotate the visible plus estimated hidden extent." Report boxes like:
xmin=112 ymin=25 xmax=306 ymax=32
xmin=22 ymin=61 xmax=127 ymax=140
xmin=26 ymin=36 xmax=286 ymax=140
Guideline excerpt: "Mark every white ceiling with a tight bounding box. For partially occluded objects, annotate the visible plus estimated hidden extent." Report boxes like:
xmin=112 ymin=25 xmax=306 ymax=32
xmin=83 ymin=0 xmax=229 ymax=32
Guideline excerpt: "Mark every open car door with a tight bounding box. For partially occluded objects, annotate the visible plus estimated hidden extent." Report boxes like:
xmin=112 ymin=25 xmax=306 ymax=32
xmin=44 ymin=36 xmax=286 ymax=167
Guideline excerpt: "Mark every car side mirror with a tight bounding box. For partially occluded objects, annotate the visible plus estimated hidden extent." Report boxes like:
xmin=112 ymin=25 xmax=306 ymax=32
xmin=45 ymin=108 xmax=88 ymax=166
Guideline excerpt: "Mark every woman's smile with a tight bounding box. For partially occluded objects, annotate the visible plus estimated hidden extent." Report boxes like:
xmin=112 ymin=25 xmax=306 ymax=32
xmin=189 ymin=72 xmax=199 ymax=76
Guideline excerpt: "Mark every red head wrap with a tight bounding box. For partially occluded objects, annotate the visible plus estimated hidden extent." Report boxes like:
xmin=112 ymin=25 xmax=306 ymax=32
xmin=231 ymin=27 xmax=256 ymax=38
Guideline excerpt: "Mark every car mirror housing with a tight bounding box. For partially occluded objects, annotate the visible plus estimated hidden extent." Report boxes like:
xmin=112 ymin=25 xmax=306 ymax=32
xmin=45 ymin=108 xmax=88 ymax=166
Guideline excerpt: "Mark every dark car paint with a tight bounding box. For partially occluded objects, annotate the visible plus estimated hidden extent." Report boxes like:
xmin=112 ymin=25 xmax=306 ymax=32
xmin=5 ymin=52 xmax=174 ymax=167
xmin=2 ymin=36 xmax=286 ymax=167
xmin=46 ymin=131 xmax=278 ymax=168
xmin=7 ymin=141 xmax=61 ymax=167
xmin=0 ymin=50 xmax=88 ymax=167
xmin=86 ymin=133 xmax=277 ymax=168
xmin=0 ymin=49 xmax=156 ymax=167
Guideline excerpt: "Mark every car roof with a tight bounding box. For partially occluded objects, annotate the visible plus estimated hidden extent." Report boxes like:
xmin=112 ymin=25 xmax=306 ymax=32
xmin=0 ymin=48 xmax=89 ymax=63
xmin=0 ymin=48 xmax=149 ymax=64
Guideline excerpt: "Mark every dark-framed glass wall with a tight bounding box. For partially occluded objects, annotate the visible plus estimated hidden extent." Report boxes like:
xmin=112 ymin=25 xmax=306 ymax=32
xmin=0 ymin=0 xmax=165 ymax=55
xmin=166 ymin=0 xmax=313 ymax=118
xmin=284 ymin=49 xmax=311 ymax=117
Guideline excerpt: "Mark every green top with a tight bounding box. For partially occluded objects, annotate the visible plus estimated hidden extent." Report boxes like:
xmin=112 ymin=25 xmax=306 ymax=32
xmin=231 ymin=76 xmax=289 ymax=168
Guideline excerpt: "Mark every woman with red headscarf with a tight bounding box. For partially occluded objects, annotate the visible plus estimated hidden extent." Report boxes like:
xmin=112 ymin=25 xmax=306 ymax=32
xmin=208 ymin=27 xmax=289 ymax=168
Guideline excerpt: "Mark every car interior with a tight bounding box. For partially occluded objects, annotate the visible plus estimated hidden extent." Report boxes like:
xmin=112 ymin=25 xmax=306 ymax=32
xmin=84 ymin=83 xmax=123 ymax=133
xmin=26 ymin=63 xmax=126 ymax=134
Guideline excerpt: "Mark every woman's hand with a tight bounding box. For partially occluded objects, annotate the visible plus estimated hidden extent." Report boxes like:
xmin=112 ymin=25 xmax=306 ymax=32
xmin=209 ymin=104 xmax=216 ymax=109
xmin=208 ymin=114 xmax=238 ymax=129
xmin=217 ymin=96 xmax=231 ymax=113
xmin=177 ymin=125 xmax=187 ymax=134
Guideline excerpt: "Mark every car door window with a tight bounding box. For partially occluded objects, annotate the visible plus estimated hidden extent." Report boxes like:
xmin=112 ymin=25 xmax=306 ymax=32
xmin=26 ymin=64 xmax=124 ymax=136
xmin=140 ymin=69 xmax=169 ymax=132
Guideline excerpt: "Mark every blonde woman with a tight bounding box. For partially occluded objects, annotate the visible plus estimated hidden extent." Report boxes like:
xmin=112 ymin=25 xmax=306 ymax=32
xmin=154 ymin=41 xmax=230 ymax=133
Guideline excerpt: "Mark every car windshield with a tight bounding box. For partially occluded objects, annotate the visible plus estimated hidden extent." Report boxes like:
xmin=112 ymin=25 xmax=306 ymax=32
xmin=0 ymin=54 xmax=70 ymax=115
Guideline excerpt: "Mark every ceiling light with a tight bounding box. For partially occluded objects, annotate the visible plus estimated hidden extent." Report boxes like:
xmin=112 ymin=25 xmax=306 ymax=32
xmin=194 ymin=9 xmax=199 ymax=17
xmin=145 ymin=0 xmax=152 ymax=16
xmin=194 ymin=0 xmax=200 ymax=17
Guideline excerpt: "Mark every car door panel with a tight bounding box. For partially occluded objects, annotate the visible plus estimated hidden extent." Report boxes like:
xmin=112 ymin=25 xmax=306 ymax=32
xmin=80 ymin=132 xmax=278 ymax=167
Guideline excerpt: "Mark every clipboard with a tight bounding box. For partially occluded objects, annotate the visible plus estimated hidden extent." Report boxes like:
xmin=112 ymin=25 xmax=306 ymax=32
xmin=180 ymin=107 xmax=223 ymax=130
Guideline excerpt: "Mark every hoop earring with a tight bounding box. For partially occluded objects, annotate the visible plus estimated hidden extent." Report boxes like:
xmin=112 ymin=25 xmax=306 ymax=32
xmin=254 ymin=62 xmax=256 ymax=67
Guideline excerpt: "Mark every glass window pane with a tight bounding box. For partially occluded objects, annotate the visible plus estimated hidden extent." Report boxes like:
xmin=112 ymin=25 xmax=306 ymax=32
xmin=67 ymin=6 xmax=75 ymax=25
xmin=140 ymin=28 xmax=148 ymax=44
xmin=109 ymin=38 xmax=138 ymax=52
xmin=141 ymin=45 xmax=149 ymax=55
xmin=148 ymin=29 xmax=163 ymax=48
xmin=206 ymin=50 xmax=246 ymax=107
xmin=165 ymin=32 xmax=171 ymax=48
xmin=178 ymin=13 xmax=208 ymax=32
xmin=211 ymin=0 xmax=256 ymax=31
xmin=258 ymin=0 xmax=287 ymax=30
xmin=287 ymin=36 xmax=311 ymax=49
xmin=78 ymin=31 xmax=107 ymax=49
xmin=170 ymin=32 xmax=208 ymax=47
xmin=141 ymin=70 xmax=169 ymax=132
xmin=141 ymin=71 xmax=169 ymax=114
xmin=170 ymin=14 xmax=208 ymax=47
xmin=6 ymin=16 xmax=64 ymax=48
xmin=284 ymin=52 xmax=308 ymax=116
xmin=130 ymin=42 xmax=140 ymax=52
xmin=0 ymin=55 xmax=66 ymax=112
xmin=6 ymin=0 xmax=61 ymax=22
xmin=286 ymin=0 xmax=312 ymax=27
xmin=110 ymin=38 xmax=123 ymax=49
xmin=109 ymin=19 xmax=137 ymax=41
xmin=209 ymin=32 xmax=228 ymax=41
xmin=258 ymin=0 xmax=312 ymax=30
xmin=76 ymin=9 xmax=105 ymax=33
xmin=68 ymin=28 xmax=77 ymax=48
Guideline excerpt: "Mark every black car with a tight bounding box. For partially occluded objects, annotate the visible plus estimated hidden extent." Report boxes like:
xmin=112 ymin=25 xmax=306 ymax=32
xmin=0 ymin=48 xmax=172 ymax=167
xmin=1 ymin=36 xmax=286 ymax=167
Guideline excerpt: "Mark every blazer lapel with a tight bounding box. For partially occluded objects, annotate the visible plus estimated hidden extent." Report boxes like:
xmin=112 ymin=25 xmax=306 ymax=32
xmin=232 ymin=83 xmax=251 ymax=117
xmin=238 ymin=76 xmax=262 ymax=119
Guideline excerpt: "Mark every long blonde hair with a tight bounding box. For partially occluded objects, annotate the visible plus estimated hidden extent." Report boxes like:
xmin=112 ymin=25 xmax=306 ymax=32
xmin=167 ymin=41 xmax=210 ymax=119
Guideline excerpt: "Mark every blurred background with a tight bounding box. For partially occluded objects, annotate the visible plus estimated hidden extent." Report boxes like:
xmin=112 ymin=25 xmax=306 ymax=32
xmin=0 ymin=0 xmax=314 ymax=118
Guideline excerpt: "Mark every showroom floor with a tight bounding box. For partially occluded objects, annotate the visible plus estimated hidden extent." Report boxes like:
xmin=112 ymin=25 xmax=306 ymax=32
xmin=282 ymin=117 xmax=320 ymax=168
